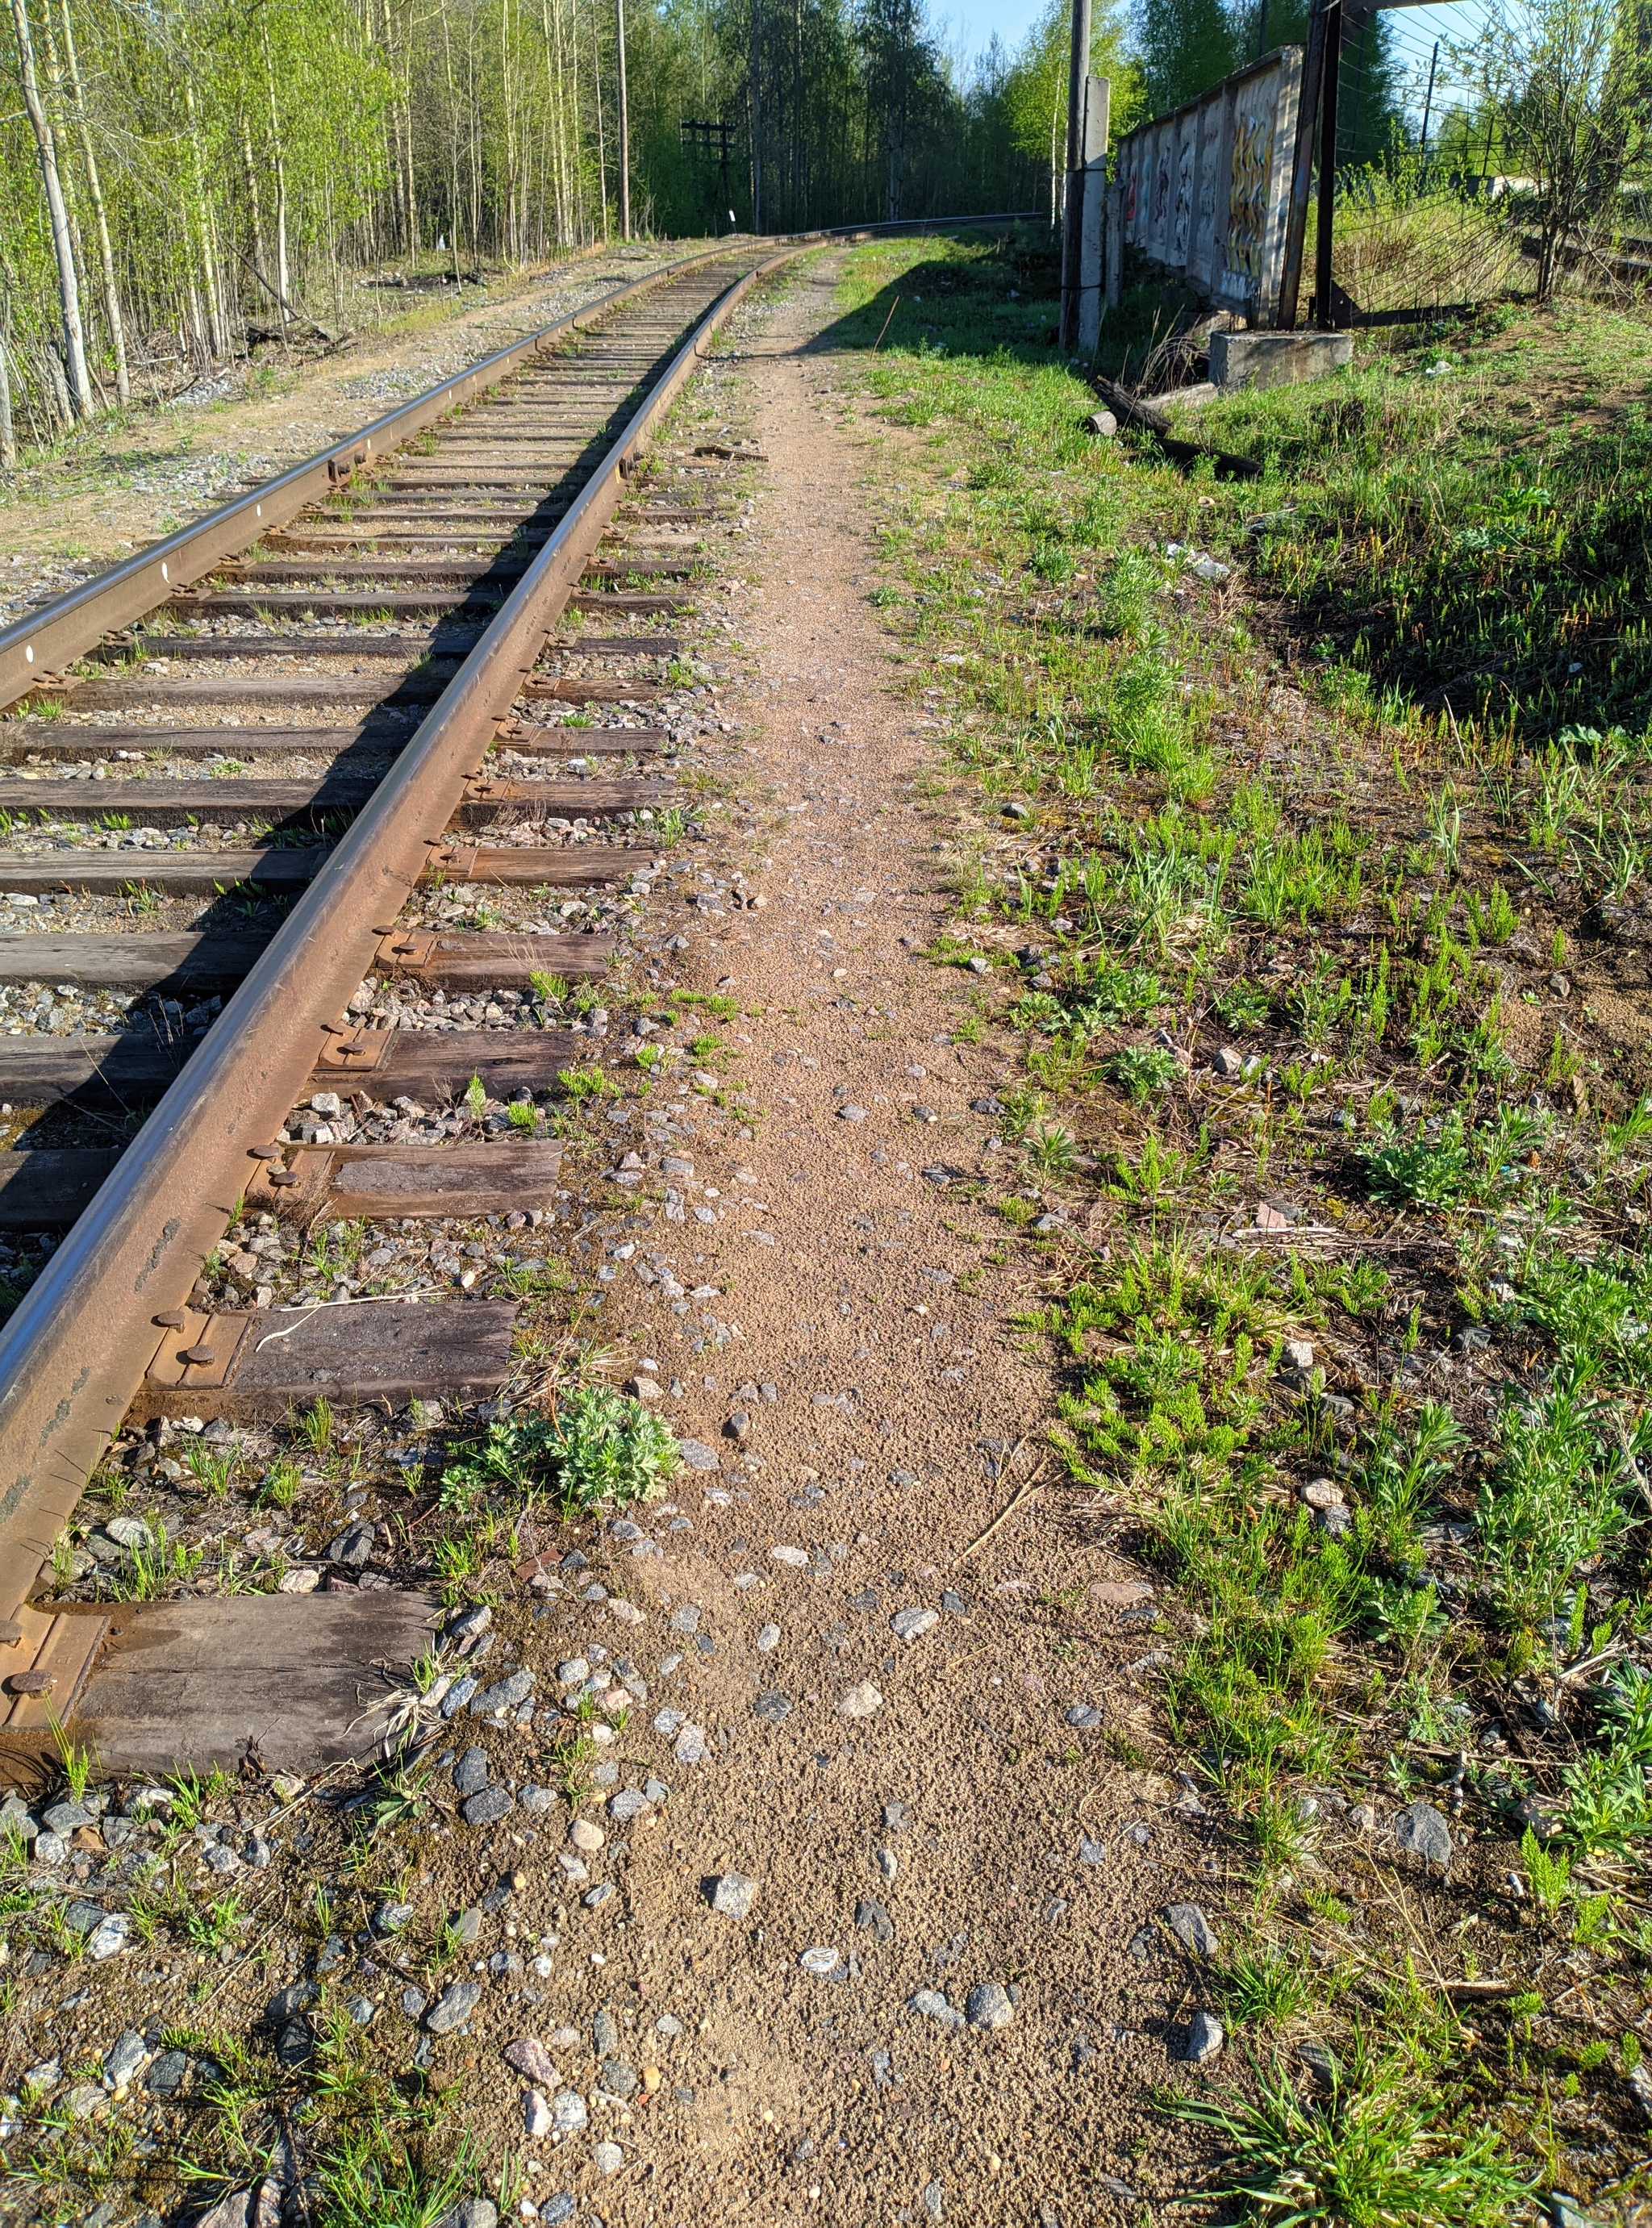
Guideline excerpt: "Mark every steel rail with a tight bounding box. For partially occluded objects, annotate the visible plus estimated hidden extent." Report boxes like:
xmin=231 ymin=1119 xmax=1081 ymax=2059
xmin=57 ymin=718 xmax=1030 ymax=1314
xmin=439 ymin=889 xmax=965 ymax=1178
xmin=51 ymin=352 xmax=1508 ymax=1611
xmin=0 ymin=245 xmax=786 ymax=1621
xmin=0 ymin=209 xmax=1041 ymax=1625
xmin=0 ymin=213 xmax=1039 ymax=712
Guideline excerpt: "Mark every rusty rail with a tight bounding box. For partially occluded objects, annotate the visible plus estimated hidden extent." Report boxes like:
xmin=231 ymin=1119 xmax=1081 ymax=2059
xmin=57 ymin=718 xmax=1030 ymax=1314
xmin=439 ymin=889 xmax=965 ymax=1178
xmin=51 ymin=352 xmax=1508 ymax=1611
xmin=0 ymin=248 xmax=782 ymax=1623
xmin=0 ymin=211 xmax=1041 ymax=1628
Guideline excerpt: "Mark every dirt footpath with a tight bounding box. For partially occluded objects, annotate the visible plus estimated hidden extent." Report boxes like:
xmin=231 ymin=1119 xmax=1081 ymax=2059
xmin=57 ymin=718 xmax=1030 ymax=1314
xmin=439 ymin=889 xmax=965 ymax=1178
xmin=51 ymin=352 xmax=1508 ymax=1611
xmin=553 ymin=253 xmax=1217 ymax=2225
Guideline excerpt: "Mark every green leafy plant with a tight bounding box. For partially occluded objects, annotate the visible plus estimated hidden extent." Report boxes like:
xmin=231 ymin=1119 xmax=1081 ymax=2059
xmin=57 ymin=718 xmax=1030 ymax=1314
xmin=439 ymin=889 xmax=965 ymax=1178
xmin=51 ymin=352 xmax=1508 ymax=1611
xmin=440 ymin=1385 xmax=678 ymax=1515
xmin=1103 ymin=1043 xmax=1181 ymax=1102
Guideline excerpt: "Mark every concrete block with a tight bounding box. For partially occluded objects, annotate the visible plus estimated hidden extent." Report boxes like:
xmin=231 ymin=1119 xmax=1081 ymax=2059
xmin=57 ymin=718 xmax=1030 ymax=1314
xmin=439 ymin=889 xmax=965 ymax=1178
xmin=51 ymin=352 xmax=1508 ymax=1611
xmin=1210 ymin=330 xmax=1354 ymax=392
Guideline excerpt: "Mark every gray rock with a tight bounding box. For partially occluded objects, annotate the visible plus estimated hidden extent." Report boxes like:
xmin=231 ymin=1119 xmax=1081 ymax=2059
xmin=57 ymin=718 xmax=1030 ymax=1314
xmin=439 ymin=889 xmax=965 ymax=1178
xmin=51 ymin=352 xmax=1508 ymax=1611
xmin=344 ymin=1994 xmax=375 ymax=2026
xmin=922 ymin=2182 xmax=944 ymax=2220
xmin=87 ymin=1913 xmax=130 ymax=1960
xmin=441 ymin=1675 xmax=478 ymax=1717
xmin=451 ymin=1905 xmax=482 ymax=1944
xmin=471 ymin=1669 xmax=535 ymax=1716
xmin=600 ymin=2058 xmax=639 ymax=2097
xmin=103 ymin=2029 xmax=148 ymax=2089
xmin=275 ymin=2021 xmax=312 ymax=2067
xmin=710 ymin=1872 xmax=757 ymax=1919
xmin=31 ymin=1829 xmax=67 ymax=1866
xmin=552 ymin=2088 xmax=588 ymax=2134
xmin=965 ymin=1982 xmax=1014 ymax=2032
xmin=461 ymin=1785 xmax=513 ymax=1828
xmin=373 ymin=1901 xmax=415 ymax=1936
xmin=584 ymin=1882 xmax=614 ymax=1908
xmin=1299 ymin=2040 xmax=1338 ymax=2088
xmin=837 ymin=1104 xmax=867 ymax=1122
xmin=536 ymin=2201 xmax=576 ymax=2226
xmin=891 ymin=1607 xmax=938 ymax=1642
xmin=1078 ymin=1837 xmax=1107 ymax=1865
xmin=40 ymin=1800 xmax=94 ymax=1838
xmin=328 ymin=1521 xmax=375 ymax=1569
xmin=676 ymin=1438 xmax=720 ymax=1471
xmin=426 ymin=1982 xmax=483 ymax=2035
xmin=754 ymin=1690 xmax=791 ymax=1723
xmin=1182 ymin=2010 xmax=1224 ymax=2063
xmin=608 ymin=1787 xmax=652 ymax=1824
xmin=146 ymin=2048 xmax=189 ymax=2095
xmin=856 ymin=1899 xmax=893 ymax=1943
xmin=402 ymin=1986 xmax=428 ymax=2021
xmin=1212 ymin=1046 xmax=1243 ymax=1078
xmin=670 ymin=1604 xmax=701 ymax=1633
xmin=756 ymin=1622 xmax=781 ymax=1652
xmin=519 ymin=1784 xmax=555 ymax=1815
xmin=1164 ymin=1903 xmax=1219 ymax=1957
xmin=453 ymin=1747 xmax=490 ymax=1796
xmin=593 ymin=2008 xmax=620 ymax=2055
xmin=267 ymin=1983 xmax=318 ymax=2022
xmin=433 ymin=2204 xmax=499 ymax=2228
xmin=1063 ymin=1704 xmax=1105 ymax=1730
xmin=1394 ymin=1800 xmax=1453 ymax=1867
xmin=908 ymin=1988 xmax=964 ymax=2031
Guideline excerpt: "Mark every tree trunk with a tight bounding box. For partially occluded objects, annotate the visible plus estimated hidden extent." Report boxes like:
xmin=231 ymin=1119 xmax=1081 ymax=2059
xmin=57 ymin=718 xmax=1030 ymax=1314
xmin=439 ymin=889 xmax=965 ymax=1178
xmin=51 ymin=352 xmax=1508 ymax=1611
xmin=0 ymin=313 xmax=15 ymax=468
xmin=56 ymin=0 xmax=128 ymax=403
xmin=8 ymin=0 xmax=94 ymax=416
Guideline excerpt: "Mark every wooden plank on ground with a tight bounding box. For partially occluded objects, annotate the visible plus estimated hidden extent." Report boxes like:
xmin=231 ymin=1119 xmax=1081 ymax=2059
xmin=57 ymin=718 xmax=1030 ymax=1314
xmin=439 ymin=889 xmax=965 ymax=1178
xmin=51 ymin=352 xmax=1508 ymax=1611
xmin=0 ymin=726 xmax=402 ymax=764
xmin=311 ymin=1029 xmax=583 ymax=1097
xmin=73 ymin=1591 xmax=440 ymax=1773
xmin=521 ymin=678 xmax=663 ymax=705
xmin=0 ymin=1022 xmax=586 ymax=1108
xmin=0 ymin=848 xmax=325 ymax=895
xmin=247 ymin=1136 xmax=565 ymax=1221
xmin=0 ymin=931 xmax=271 ymax=988
xmin=0 ymin=779 xmax=375 ymax=826
xmin=0 ymin=841 xmax=636 ymax=897
xmin=0 ymin=1148 xmax=121 ymax=1224
xmin=24 ymin=673 xmax=450 ymax=710
xmin=373 ymin=928 xmax=611 ymax=983
xmin=131 ymin=1296 xmax=519 ymax=1421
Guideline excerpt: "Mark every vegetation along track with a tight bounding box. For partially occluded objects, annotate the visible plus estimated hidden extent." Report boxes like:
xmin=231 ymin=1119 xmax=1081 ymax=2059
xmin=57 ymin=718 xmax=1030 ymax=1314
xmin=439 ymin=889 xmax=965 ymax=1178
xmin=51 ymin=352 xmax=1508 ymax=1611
xmin=0 ymin=244 xmax=786 ymax=1674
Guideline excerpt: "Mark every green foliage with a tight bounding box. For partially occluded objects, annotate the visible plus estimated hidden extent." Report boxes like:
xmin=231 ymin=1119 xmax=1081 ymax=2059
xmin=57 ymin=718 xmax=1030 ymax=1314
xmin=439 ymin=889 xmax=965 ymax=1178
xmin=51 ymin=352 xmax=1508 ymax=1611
xmin=440 ymin=1385 xmax=678 ymax=1516
xmin=1356 ymin=1106 xmax=1538 ymax=1208
xmin=1168 ymin=2044 xmax=1529 ymax=2226
xmin=1103 ymin=1043 xmax=1181 ymax=1101
xmin=1476 ymin=1358 xmax=1637 ymax=1632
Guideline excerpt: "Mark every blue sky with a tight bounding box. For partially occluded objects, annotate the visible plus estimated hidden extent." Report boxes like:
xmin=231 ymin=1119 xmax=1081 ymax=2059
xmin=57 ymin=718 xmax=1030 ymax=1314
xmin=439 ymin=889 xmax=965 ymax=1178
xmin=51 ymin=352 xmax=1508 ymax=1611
xmin=932 ymin=0 xmax=1483 ymax=125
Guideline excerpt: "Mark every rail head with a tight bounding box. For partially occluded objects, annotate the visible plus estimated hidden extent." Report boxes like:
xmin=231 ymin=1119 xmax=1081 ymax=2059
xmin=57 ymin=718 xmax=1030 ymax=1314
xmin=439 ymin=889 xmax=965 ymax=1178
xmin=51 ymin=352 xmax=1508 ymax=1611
xmin=0 ymin=216 xmax=1040 ymax=712
xmin=0 ymin=247 xmax=801 ymax=1626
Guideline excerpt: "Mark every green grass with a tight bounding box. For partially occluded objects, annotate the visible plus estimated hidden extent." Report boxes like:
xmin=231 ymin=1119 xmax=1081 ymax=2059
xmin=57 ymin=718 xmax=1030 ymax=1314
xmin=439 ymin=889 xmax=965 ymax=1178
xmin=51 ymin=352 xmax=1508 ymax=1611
xmin=829 ymin=226 xmax=1652 ymax=2208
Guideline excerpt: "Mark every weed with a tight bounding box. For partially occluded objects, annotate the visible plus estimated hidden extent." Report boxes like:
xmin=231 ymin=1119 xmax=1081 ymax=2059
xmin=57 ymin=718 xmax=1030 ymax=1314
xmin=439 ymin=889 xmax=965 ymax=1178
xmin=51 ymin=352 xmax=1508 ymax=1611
xmin=1168 ymin=2042 xmax=1528 ymax=2224
xmin=1215 ymin=1946 xmax=1314 ymax=2028
xmin=1103 ymin=1044 xmax=1181 ymax=1102
xmin=440 ymin=1385 xmax=678 ymax=1516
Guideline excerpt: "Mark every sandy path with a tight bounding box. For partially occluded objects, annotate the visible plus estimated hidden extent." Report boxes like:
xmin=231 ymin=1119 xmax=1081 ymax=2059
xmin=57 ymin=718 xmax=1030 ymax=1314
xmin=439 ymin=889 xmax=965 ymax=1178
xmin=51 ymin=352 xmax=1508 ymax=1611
xmin=541 ymin=256 xmax=1217 ymax=2224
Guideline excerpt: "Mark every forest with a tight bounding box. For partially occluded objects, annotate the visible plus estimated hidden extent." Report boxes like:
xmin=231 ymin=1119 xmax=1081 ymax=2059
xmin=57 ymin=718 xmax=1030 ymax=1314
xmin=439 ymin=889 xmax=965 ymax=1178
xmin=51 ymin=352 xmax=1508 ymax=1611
xmin=0 ymin=0 xmax=1409 ymax=456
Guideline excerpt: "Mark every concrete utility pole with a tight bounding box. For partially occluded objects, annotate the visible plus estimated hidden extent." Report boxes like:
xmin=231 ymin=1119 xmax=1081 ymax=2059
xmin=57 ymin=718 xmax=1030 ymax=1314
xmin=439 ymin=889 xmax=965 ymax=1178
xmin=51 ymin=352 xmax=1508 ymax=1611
xmin=1058 ymin=0 xmax=1091 ymax=352
xmin=616 ymin=0 xmax=632 ymax=238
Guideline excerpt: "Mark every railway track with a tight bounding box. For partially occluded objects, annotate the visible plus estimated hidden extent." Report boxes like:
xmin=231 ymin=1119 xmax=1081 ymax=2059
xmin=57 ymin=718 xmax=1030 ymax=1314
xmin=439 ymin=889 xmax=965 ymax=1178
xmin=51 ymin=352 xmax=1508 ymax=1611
xmin=0 ymin=240 xmax=792 ymax=1745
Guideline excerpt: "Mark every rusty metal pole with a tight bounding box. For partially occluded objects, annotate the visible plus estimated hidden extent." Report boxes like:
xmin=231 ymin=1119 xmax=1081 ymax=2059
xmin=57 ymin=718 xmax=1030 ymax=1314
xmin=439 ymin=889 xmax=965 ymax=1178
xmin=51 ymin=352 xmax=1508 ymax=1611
xmin=1315 ymin=2 xmax=1341 ymax=328
xmin=1058 ymin=0 xmax=1091 ymax=353
xmin=1275 ymin=0 xmax=1330 ymax=330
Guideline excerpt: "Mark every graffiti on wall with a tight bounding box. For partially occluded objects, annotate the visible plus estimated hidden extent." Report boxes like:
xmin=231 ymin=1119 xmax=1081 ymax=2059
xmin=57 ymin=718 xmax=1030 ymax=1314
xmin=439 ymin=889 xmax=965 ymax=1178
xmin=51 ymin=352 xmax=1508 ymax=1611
xmin=1113 ymin=48 xmax=1300 ymax=323
xmin=1225 ymin=105 xmax=1274 ymax=290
